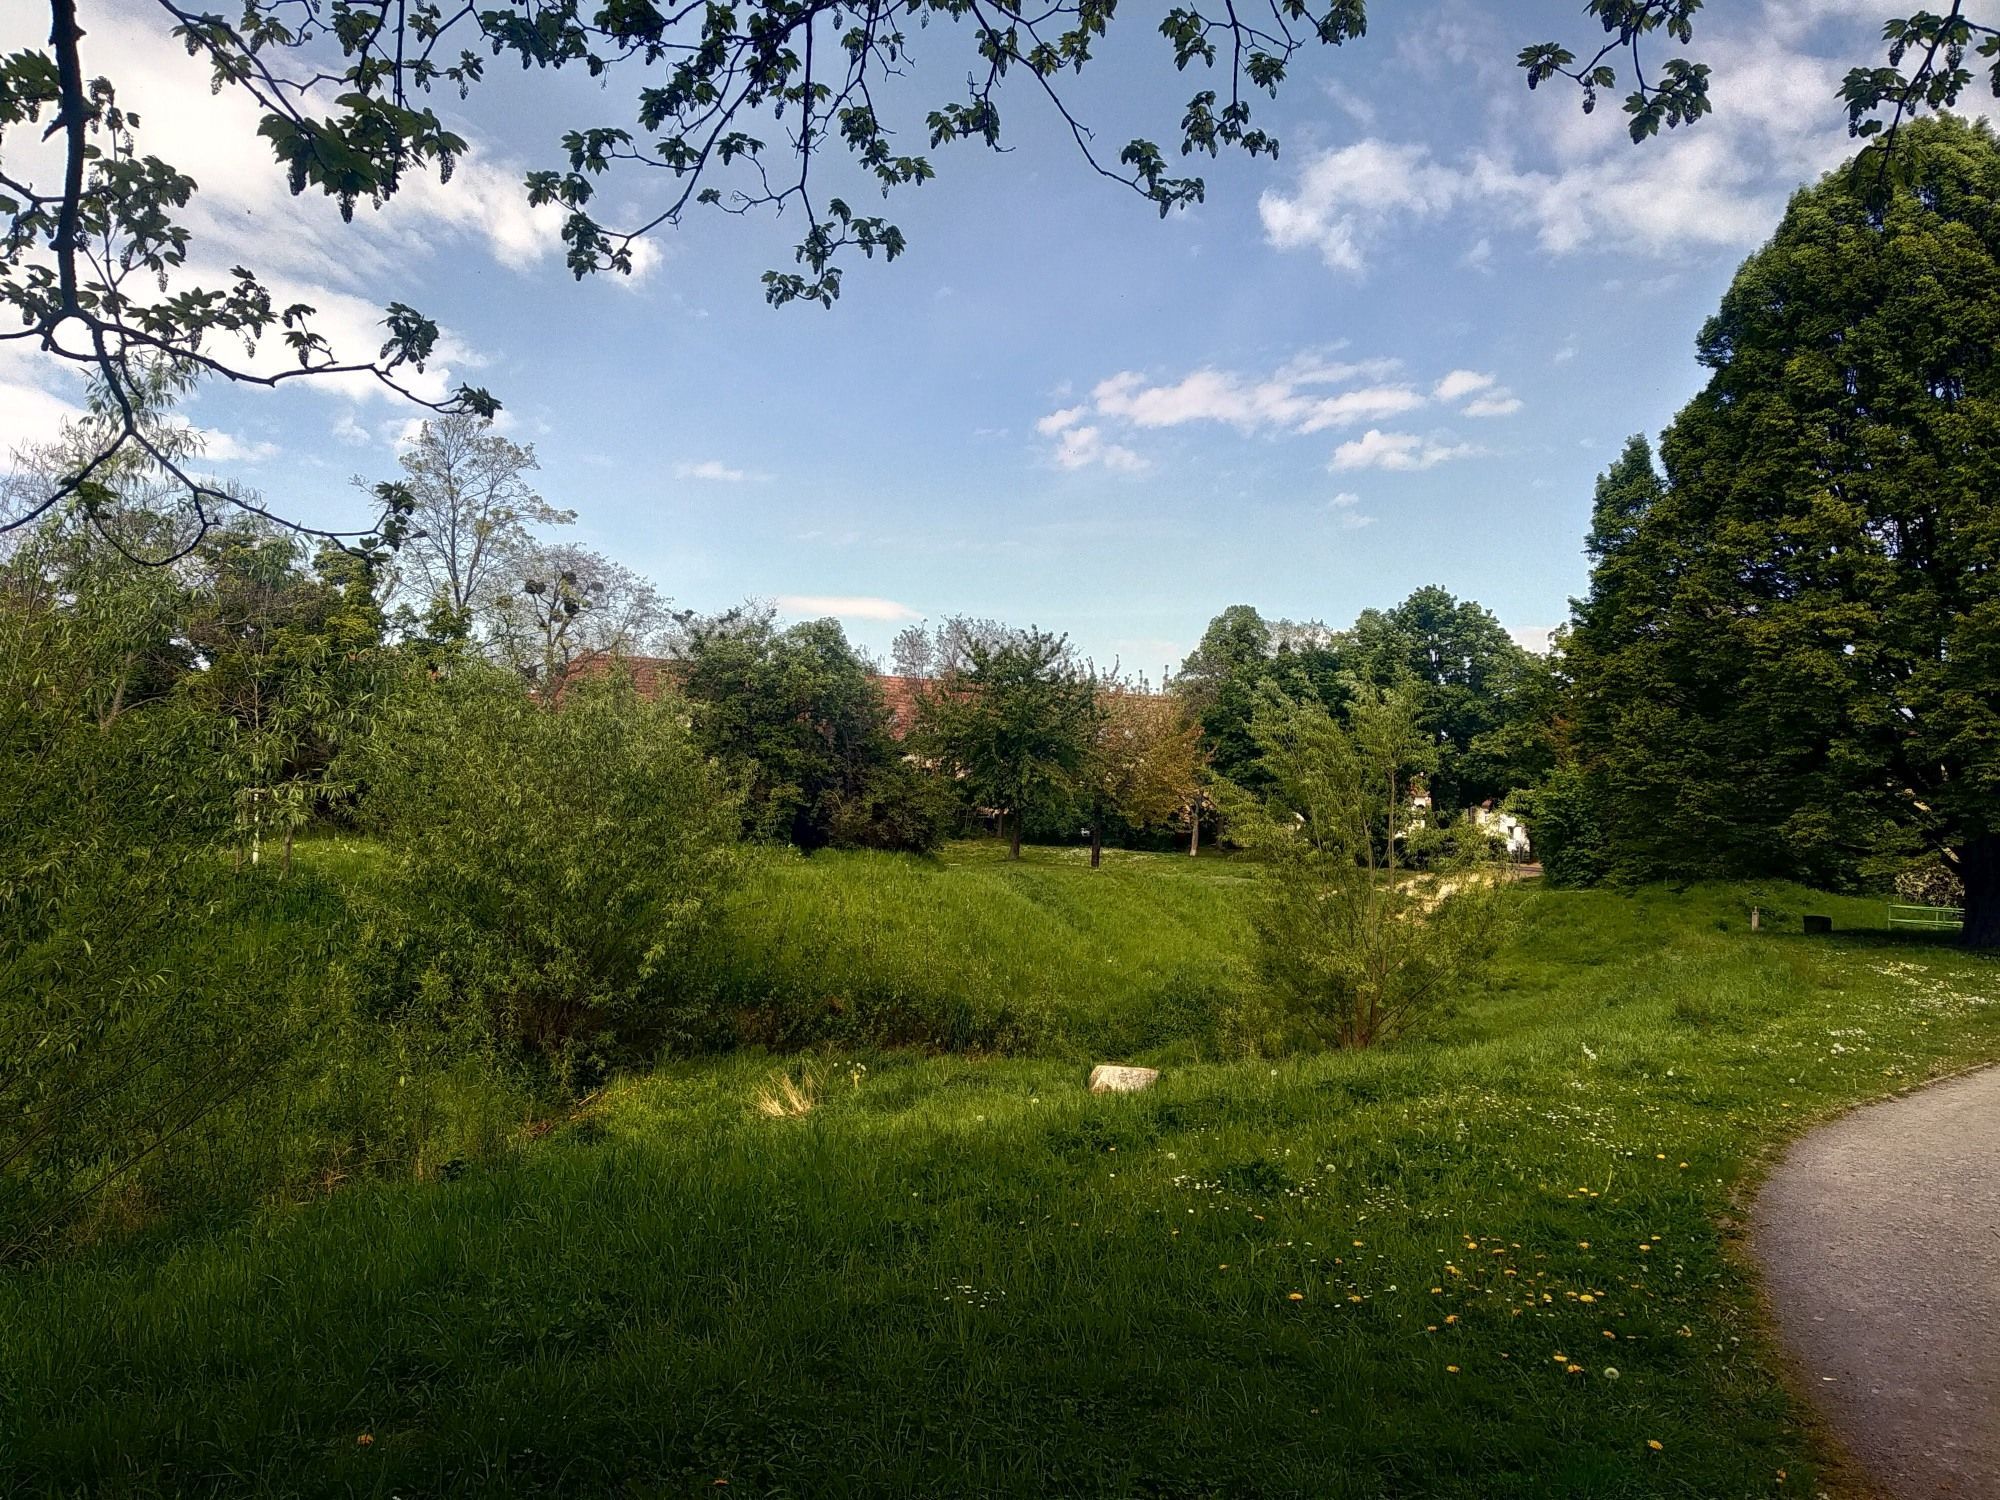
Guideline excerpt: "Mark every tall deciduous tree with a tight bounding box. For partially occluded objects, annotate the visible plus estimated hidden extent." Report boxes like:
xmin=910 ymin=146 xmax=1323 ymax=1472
xmin=377 ymin=413 xmax=574 ymax=632
xmin=486 ymin=541 xmax=669 ymax=689
xmin=1568 ymin=116 xmax=2000 ymax=947
xmin=917 ymin=626 xmax=1096 ymax=859
xmin=1346 ymin=587 xmax=1544 ymax=812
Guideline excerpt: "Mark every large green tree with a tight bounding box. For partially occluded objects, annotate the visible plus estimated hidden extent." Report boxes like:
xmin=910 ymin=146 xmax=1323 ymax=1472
xmin=1569 ymin=116 xmax=2000 ymax=946
xmin=916 ymin=626 xmax=1096 ymax=859
xmin=677 ymin=605 xmax=945 ymax=852
xmin=1346 ymin=586 xmax=1547 ymax=813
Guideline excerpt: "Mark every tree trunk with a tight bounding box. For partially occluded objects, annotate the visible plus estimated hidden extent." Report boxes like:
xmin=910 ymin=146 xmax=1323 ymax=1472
xmin=1959 ymin=834 xmax=2000 ymax=950
xmin=1090 ymin=813 xmax=1102 ymax=869
xmin=1189 ymin=803 xmax=1200 ymax=858
xmin=1009 ymin=812 xmax=1022 ymax=861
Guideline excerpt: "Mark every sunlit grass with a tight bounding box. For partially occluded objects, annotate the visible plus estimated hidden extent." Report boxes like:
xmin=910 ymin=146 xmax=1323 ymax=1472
xmin=6 ymin=854 xmax=1995 ymax=1496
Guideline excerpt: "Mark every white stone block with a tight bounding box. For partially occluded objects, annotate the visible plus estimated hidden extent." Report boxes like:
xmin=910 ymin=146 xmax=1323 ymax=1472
xmin=1088 ymin=1064 xmax=1159 ymax=1094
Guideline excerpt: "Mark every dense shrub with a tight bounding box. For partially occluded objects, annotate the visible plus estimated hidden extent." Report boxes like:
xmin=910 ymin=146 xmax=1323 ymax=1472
xmin=356 ymin=663 xmax=743 ymax=1079
xmin=1521 ymin=765 xmax=1611 ymax=888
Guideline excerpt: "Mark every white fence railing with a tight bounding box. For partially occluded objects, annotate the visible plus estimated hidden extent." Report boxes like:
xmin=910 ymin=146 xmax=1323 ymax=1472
xmin=1888 ymin=903 xmax=1964 ymax=932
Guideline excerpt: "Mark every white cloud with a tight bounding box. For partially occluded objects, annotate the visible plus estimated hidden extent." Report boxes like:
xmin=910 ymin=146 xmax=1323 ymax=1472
xmin=0 ymin=0 xmax=663 ymax=438
xmin=1509 ymin=625 xmax=1558 ymax=655
xmin=1258 ymin=139 xmax=1469 ymax=273
xmin=1329 ymin=491 xmax=1362 ymax=509
xmin=0 ymin=341 xmax=84 ymax=459
xmin=675 ymin=460 xmax=768 ymax=483
xmin=188 ymin=427 xmax=281 ymax=464
xmin=1338 ymin=512 xmax=1378 ymax=531
xmin=1259 ymin=3 xmax=1951 ymax=272
xmin=1050 ymin=424 xmax=1150 ymax=474
xmin=1046 ymin=357 xmax=1429 ymax=450
xmin=1040 ymin=353 xmax=1519 ymax=471
xmin=1329 ymin=430 xmax=1479 ymax=472
xmin=1323 ymin=80 xmax=1379 ymax=128
xmin=1433 ymin=370 xmax=1496 ymax=402
xmin=775 ymin=595 xmax=920 ymax=622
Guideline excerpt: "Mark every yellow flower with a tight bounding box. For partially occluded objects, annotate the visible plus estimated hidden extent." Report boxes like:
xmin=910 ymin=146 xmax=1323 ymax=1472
xmin=1288 ymin=1292 xmax=1304 ymax=1301
xmin=1445 ymin=1364 xmax=1460 ymax=1374
xmin=1647 ymin=1440 xmax=1664 ymax=1452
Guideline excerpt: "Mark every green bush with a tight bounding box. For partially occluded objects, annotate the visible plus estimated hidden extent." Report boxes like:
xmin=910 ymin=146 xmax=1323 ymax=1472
xmin=355 ymin=663 xmax=743 ymax=1080
xmin=1521 ymin=764 xmax=1611 ymax=888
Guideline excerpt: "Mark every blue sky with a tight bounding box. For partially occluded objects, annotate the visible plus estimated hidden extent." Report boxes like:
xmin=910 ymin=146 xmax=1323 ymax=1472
xmin=1 ymin=0 xmax=1917 ymax=674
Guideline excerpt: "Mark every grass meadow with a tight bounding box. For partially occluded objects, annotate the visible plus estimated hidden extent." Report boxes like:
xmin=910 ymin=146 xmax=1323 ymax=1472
xmin=4 ymin=849 xmax=1998 ymax=1496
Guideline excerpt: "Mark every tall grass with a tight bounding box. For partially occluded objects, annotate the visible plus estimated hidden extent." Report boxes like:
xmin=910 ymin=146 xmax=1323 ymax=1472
xmin=5 ymin=870 xmax=1996 ymax=1496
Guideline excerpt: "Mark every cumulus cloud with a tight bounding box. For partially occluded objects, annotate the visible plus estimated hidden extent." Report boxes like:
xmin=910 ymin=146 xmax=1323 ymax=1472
xmin=675 ymin=460 xmax=768 ymax=483
xmin=1038 ymin=353 xmax=1517 ymax=472
xmin=1258 ymin=2 xmax=1944 ymax=273
xmin=1049 ymin=424 xmax=1150 ymax=474
xmin=187 ymin=428 xmax=282 ymax=464
xmin=1433 ymin=370 xmax=1495 ymax=402
xmin=1329 ymin=430 xmax=1480 ymax=472
xmin=775 ymin=595 xmax=920 ymax=622
xmin=0 ymin=0 xmax=661 ymax=441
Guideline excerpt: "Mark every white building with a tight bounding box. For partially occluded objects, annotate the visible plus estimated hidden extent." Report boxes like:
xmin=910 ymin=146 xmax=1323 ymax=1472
xmin=1470 ymin=799 xmax=1532 ymax=859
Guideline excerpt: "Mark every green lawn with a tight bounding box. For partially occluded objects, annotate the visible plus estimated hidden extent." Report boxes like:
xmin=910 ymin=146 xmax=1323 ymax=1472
xmin=5 ymin=853 xmax=1997 ymax=1497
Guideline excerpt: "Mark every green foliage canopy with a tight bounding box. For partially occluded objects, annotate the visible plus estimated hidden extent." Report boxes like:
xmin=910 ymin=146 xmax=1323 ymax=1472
xmin=1563 ymin=116 xmax=2000 ymax=947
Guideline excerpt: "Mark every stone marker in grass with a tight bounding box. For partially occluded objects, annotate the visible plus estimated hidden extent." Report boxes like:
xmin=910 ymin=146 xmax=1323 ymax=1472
xmin=1089 ymin=1065 xmax=1159 ymax=1094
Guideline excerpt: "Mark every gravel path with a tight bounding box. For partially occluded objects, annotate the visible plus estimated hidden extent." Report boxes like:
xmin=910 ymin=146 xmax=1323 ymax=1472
xmin=1751 ymin=1066 xmax=2000 ymax=1497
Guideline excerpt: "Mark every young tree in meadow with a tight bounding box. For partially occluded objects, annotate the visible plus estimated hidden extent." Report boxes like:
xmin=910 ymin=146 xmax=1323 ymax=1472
xmin=1566 ymin=117 xmax=2000 ymax=946
xmin=917 ymin=627 xmax=1096 ymax=860
xmin=376 ymin=412 xmax=574 ymax=634
xmin=356 ymin=664 xmax=742 ymax=1075
xmin=1088 ymin=683 xmax=1204 ymax=866
xmin=1229 ymin=687 xmax=1507 ymax=1050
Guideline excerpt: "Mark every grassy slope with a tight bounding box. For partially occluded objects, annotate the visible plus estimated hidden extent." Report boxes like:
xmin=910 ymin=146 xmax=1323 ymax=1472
xmin=5 ymin=859 xmax=1999 ymax=1497
xmin=699 ymin=842 xmax=1264 ymax=1054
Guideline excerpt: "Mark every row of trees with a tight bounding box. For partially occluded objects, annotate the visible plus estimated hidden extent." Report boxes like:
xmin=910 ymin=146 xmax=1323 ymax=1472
xmin=1538 ymin=117 xmax=2000 ymax=949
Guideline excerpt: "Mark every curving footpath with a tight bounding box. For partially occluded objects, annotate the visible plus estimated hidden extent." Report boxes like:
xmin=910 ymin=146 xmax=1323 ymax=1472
xmin=1751 ymin=1066 xmax=2000 ymax=1497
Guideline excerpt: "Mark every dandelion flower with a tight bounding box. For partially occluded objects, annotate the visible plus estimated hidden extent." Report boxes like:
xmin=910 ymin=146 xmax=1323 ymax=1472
xmin=1445 ymin=1364 xmax=1460 ymax=1373
xmin=1647 ymin=1439 xmax=1663 ymax=1452
xmin=1288 ymin=1292 xmax=1304 ymax=1302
